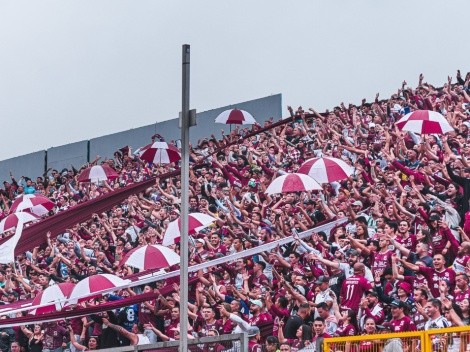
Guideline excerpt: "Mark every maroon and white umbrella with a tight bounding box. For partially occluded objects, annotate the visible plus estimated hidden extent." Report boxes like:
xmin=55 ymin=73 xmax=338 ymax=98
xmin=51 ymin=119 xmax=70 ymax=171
xmin=215 ymin=109 xmax=256 ymax=125
xmin=162 ymin=212 xmax=217 ymax=246
xmin=29 ymin=282 xmax=75 ymax=315
xmin=68 ymin=274 xmax=130 ymax=304
xmin=0 ymin=212 xmax=38 ymax=234
xmin=139 ymin=141 xmax=181 ymax=164
xmin=121 ymin=244 xmax=180 ymax=270
xmin=10 ymin=194 xmax=55 ymax=216
xmin=265 ymin=173 xmax=322 ymax=195
xmin=298 ymin=157 xmax=354 ymax=184
xmin=77 ymin=164 xmax=119 ymax=183
xmin=395 ymin=110 xmax=453 ymax=135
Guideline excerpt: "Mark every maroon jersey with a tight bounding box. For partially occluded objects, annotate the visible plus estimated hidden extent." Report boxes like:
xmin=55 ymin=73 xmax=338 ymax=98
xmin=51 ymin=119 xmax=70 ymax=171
xmin=431 ymin=228 xmax=453 ymax=253
xmin=165 ymin=320 xmax=180 ymax=339
xmin=251 ymin=272 xmax=270 ymax=288
xmin=199 ymin=321 xmax=222 ymax=337
xmin=138 ymin=300 xmax=156 ymax=326
xmin=336 ymin=323 xmax=357 ymax=336
xmin=248 ymin=341 xmax=262 ymax=352
xmin=396 ymin=234 xmax=417 ymax=252
xmin=418 ymin=266 xmax=456 ymax=298
xmin=404 ymin=274 xmax=430 ymax=290
xmin=372 ymin=250 xmax=393 ymax=278
xmin=412 ymin=311 xmax=427 ymax=331
xmin=340 ymin=275 xmax=373 ymax=311
xmin=248 ymin=312 xmax=272 ymax=327
xmin=455 ymin=287 xmax=470 ymax=304
xmin=389 ymin=316 xmax=416 ymax=332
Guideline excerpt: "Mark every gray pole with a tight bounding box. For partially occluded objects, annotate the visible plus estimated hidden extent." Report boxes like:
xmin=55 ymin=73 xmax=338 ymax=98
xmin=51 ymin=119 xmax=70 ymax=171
xmin=179 ymin=44 xmax=190 ymax=352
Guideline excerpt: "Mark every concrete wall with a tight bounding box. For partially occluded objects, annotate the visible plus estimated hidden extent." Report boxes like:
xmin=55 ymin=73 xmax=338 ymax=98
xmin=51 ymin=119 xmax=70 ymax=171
xmin=0 ymin=94 xmax=282 ymax=182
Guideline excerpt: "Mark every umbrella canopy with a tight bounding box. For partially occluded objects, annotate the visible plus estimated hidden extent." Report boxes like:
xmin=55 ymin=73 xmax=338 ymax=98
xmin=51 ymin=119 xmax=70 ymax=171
xmin=215 ymin=109 xmax=256 ymax=125
xmin=10 ymin=194 xmax=55 ymax=216
xmin=29 ymin=282 xmax=75 ymax=315
xmin=139 ymin=142 xmax=181 ymax=164
xmin=68 ymin=274 xmax=130 ymax=304
xmin=121 ymin=244 xmax=180 ymax=270
xmin=77 ymin=164 xmax=119 ymax=183
xmin=0 ymin=212 xmax=38 ymax=234
xmin=298 ymin=157 xmax=354 ymax=184
xmin=395 ymin=110 xmax=453 ymax=135
xmin=162 ymin=212 xmax=217 ymax=246
xmin=265 ymin=173 xmax=322 ymax=195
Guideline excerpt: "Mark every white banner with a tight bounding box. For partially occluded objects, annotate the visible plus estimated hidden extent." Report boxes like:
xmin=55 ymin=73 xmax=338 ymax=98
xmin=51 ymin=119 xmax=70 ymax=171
xmin=0 ymin=218 xmax=346 ymax=324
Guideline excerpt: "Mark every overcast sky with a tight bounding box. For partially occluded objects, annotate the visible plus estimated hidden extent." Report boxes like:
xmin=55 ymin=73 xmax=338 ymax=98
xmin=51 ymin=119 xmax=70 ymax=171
xmin=0 ymin=1 xmax=469 ymax=161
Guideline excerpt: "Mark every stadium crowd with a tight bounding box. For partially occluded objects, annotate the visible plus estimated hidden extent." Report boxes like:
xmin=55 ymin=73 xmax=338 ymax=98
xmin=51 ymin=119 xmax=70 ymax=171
xmin=1 ymin=71 xmax=470 ymax=352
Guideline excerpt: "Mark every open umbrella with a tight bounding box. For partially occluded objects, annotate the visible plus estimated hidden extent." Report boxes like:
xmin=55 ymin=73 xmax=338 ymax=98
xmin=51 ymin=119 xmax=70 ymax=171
xmin=77 ymin=164 xmax=119 ymax=183
xmin=0 ymin=212 xmax=38 ymax=234
xmin=162 ymin=212 xmax=217 ymax=246
xmin=68 ymin=274 xmax=130 ymax=304
xmin=10 ymin=194 xmax=55 ymax=216
xmin=395 ymin=110 xmax=453 ymax=135
xmin=29 ymin=282 xmax=75 ymax=315
xmin=298 ymin=157 xmax=354 ymax=184
xmin=139 ymin=141 xmax=181 ymax=164
xmin=121 ymin=244 xmax=180 ymax=270
xmin=265 ymin=173 xmax=322 ymax=195
xmin=215 ymin=109 xmax=256 ymax=125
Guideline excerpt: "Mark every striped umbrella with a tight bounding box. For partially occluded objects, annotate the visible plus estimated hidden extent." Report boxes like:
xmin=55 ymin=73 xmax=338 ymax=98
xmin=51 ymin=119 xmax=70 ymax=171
xmin=298 ymin=157 xmax=354 ymax=184
xmin=10 ymin=194 xmax=55 ymax=216
xmin=121 ymin=244 xmax=180 ymax=270
xmin=0 ymin=212 xmax=38 ymax=234
xmin=77 ymin=164 xmax=119 ymax=183
xmin=139 ymin=141 xmax=181 ymax=164
xmin=215 ymin=109 xmax=256 ymax=125
xmin=29 ymin=282 xmax=75 ymax=315
xmin=162 ymin=212 xmax=217 ymax=246
xmin=395 ymin=110 xmax=453 ymax=135
xmin=68 ymin=274 xmax=131 ymax=304
xmin=265 ymin=173 xmax=322 ymax=195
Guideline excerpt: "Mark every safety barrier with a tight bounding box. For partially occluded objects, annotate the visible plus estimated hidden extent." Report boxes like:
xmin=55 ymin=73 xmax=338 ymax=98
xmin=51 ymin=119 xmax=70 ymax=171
xmin=323 ymin=326 xmax=470 ymax=352
xmin=95 ymin=333 xmax=247 ymax=352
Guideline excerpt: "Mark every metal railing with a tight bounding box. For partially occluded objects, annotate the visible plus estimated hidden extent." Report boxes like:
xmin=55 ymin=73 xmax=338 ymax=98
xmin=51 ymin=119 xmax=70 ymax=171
xmin=323 ymin=326 xmax=470 ymax=352
xmin=96 ymin=333 xmax=247 ymax=352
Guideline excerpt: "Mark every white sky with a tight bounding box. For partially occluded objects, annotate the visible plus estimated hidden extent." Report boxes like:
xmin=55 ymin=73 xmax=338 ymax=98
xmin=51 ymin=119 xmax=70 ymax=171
xmin=1 ymin=1 xmax=469 ymax=160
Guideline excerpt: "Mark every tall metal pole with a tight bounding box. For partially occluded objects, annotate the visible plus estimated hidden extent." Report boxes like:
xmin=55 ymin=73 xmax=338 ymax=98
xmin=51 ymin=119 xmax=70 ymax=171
xmin=179 ymin=44 xmax=190 ymax=352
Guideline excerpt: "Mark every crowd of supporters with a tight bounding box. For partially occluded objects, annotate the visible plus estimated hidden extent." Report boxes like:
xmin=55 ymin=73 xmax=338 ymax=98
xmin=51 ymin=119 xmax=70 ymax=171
xmin=1 ymin=71 xmax=470 ymax=351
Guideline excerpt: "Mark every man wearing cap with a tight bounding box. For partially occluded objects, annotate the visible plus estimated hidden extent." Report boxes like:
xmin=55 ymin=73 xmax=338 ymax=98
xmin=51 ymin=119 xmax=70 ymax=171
xmin=247 ymin=326 xmax=262 ymax=352
xmin=248 ymin=299 xmax=272 ymax=327
xmin=313 ymin=276 xmax=334 ymax=314
xmin=389 ymin=300 xmax=416 ymax=333
xmin=358 ymin=290 xmax=384 ymax=329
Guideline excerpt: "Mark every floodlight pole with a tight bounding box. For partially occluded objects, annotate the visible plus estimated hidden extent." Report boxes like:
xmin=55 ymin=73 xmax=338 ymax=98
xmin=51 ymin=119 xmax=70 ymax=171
xmin=179 ymin=44 xmax=193 ymax=352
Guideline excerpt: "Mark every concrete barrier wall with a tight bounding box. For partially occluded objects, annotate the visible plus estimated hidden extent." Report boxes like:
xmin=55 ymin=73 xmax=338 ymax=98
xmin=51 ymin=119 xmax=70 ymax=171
xmin=0 ymin=94 xmax=282 ymax=182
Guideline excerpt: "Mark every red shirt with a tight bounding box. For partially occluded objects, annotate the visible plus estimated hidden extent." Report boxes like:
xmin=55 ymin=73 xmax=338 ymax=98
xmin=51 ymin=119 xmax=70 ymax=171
xmin=390 ymin=316 xmax=416 ymax=332
xmin=248 ymin=312 xmax=273 ymax=327
xmin=340 ymin=275 xmax=373 ymax=311
xmin=372 ymin=250 xmax=393 ymax=278
xmin=418 ymin=266 xmax=456 ymax=298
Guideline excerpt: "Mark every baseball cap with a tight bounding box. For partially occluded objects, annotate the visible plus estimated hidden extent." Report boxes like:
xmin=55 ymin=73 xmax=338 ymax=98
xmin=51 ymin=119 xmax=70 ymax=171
xmin=247 ymin=326 xmax=260 ymax=337
xmin=249 ymin=299 xmax=263 ymax=308
xmin=352 ymin=200 xmax=363 ymax=207
xmin=390 ymin=300 xmax=404 ymax=308
xmin=398 ymin=282 xmax=412 ymax=295
xmin=366 ymin=290 xmax=378 ymax=297
xmin=429 ymin=214 xmax=441 ymax=221
xmin=315 ymin=275 xmax=329 ymax=285
xmin=196 ymin=238 xmax=205 ymax=244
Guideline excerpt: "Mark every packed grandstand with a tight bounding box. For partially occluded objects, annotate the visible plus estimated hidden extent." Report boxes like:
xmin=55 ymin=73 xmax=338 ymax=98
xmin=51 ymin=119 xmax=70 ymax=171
xmin=0 ymin=71 xmax=470 ymax=352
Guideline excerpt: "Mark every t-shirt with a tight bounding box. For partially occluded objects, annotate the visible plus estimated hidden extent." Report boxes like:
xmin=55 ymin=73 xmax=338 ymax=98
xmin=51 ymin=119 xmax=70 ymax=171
xmin=390 ymin=316 xmax=416 ymax=332
xmin=418 ymin=266 xmax=456 ymax=298
xmin=340 ymin=275 xmax=373 ymax=312
xmin=371 ymin=250 xmax=393 ymax=278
